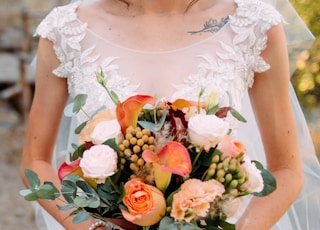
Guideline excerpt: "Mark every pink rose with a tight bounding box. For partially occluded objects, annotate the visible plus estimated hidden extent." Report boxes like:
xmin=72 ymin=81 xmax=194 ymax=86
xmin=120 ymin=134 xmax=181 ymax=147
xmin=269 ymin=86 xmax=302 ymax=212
xmin=217 ymin=135 xmax=246 ymax=158
xmin=80 ymin=145 xmax=118 ymax=184
xmin=121 ymin=178 xmax=166 ymax=226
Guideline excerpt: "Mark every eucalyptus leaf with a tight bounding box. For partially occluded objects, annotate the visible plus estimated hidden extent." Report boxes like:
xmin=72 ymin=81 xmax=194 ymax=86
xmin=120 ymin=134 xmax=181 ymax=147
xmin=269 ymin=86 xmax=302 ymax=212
xmin=65 ymin=174 xmax=83 ymax=183
xmin=253 ymin=168 xmax=277 ymax=197
xmin=24 ymin=169 xmax=40 ymax=189
xmin=117 ymin=182 xmax=126 ymax=204
xmin=76 ymin=181 xmax=101 ymax=208
xmin=156 ymin=110 xmax=168 ymax=131
xmin=57 ymin=204 xmax=74 ymax=211
xmin=76 ymin=180 xmax=97 ymax=195
xmin=41 ymin=181 xmax=59 ymax=192
xmin=230 ymin=108 xmax=247 ymax=123
xmin=42 ymin=181 xmax=60 ymax=199
xmin=73 ymin=94 xmax=88 ymax=113
xmin=23 ymin=191 xmax=39 ymax=201
xmin=73 ymin=196 xmax=90 ymax=208
xmin=74 ymin=196 xmax=100 ymax=209
xmin=61 ymin=180 xmax=78 ymax=203
xmin=97 ymin=181 xmax=120 ymax=203
xmin=72 ymin=212 xmax=91 ymax=224
xmin=103 ymin=138 xmax=119 ymax=152
xmin=206 ymin=104 xmax=219 ymax=115
xmin=69 ymin=209 xmax=82 ymax=217
xmin=75 ymin=121 xmax=88 ymax=134
xmin=70 ymin=143 xmax=86 ymax=161
xmin=36 ymin=189 xmax=57 ymax=200
xmin=137 ymin=120 xmax=157 ymax=132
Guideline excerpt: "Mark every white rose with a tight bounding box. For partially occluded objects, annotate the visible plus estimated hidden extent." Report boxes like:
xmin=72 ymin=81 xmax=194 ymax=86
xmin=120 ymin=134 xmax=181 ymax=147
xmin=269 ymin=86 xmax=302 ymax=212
xmin=91 ymin=119 xmax=123 ymax=145
xmin=80 ymin=145 xmax=118 ymax=184
xmin=188 ymin=114 xmax=229 ymax=151
xmin=241 ymin=156 xmax=264 ymax=193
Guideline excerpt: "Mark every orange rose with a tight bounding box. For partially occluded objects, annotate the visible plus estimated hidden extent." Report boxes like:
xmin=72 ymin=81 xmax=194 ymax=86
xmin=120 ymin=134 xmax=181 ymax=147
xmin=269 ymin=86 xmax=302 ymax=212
xmin=217 ymin=135 xmax=246 ymax=158
xmin=121 ymin=178 xmax=166 ymax=226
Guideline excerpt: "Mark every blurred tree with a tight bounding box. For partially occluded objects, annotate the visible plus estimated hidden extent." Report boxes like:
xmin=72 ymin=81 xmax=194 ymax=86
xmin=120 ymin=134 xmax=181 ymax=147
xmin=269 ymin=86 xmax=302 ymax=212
xmin=290 ymin=0 xmax=320 ymax=112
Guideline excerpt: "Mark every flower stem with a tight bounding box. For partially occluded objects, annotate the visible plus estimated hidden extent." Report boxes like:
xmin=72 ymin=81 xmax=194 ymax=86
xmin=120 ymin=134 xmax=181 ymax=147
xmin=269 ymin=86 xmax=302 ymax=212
xmin=108 ymin=177 xmax=120 ymax=194
xmin=96 ymin=69 xmax=120 ymax=105
xmin=192 ymin=149 xmax=202 ymax=168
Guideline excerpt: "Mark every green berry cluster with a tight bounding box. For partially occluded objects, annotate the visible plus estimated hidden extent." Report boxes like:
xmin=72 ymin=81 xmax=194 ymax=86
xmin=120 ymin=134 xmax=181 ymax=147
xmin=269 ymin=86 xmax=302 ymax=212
xmin=205 ymin=153 xmax=249 ymax=196
xmin=118 ymin=126 xmax=155 ymax=179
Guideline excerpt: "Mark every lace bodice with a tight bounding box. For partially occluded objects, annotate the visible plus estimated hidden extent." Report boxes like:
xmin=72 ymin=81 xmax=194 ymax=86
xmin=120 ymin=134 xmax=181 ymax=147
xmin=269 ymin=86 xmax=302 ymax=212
xmin=35 ymin=0 xmax=282 ymax=129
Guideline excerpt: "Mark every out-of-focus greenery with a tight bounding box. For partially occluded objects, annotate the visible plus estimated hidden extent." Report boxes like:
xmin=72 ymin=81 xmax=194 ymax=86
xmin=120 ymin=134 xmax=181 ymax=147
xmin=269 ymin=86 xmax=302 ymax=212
xmin=290 ymin=0 xmax=320 ymax=112
xmin=289 ymin=0 xmax=320 ymax=157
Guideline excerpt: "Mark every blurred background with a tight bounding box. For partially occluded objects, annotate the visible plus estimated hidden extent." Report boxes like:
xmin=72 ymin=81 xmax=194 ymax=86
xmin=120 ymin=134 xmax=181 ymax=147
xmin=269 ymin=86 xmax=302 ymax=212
xmin=0 ymin=0 xmax=319 ymax=229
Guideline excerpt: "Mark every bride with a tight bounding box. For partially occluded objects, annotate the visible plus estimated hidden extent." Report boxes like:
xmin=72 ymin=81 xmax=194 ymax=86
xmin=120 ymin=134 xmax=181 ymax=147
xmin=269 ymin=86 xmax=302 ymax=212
xmin=20 ymin=0 xmax=320 ymax=229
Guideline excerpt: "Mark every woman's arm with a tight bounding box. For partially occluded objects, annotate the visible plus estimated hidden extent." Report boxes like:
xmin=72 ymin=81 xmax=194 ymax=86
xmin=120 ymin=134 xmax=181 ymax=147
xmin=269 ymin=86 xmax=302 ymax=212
xmin=20 ymin=38 xmax=107 ymax=230
xmin=236 ymin=24 xmax=304 ymax=229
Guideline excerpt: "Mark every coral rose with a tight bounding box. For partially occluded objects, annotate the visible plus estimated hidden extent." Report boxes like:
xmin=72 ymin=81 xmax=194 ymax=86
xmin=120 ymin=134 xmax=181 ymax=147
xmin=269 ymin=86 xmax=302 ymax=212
xmin=217 ymin=135 xmax=246 ymax=158
xmin=171 ymin=179 xmax=225 ymax=223
xmin=121 ymin=178 xmax=166 ymax=226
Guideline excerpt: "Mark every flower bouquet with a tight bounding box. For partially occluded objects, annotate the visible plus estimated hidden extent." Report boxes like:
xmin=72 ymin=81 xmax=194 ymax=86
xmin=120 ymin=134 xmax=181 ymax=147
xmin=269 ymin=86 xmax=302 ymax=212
xmin=21 ymin=70 xmax=276 ymax=230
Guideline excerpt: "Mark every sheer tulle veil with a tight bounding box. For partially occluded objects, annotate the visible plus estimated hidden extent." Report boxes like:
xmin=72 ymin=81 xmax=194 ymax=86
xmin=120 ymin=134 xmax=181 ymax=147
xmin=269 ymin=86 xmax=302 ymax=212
xmin=34 ymin=0 xmax=320 ymax=229
xmin=240 ymin=1 xmax=320 ymax=229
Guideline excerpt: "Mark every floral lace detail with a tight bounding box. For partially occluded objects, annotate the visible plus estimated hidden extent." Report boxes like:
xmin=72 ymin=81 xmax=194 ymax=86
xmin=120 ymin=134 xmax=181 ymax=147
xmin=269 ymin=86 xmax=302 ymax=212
xmin=172 ymin=0 xmax=282 ymax=102
xmin=35 ymin=0 xmax=282 ymax=126
xmin=35 ymin=1 xmax=139 ymax=123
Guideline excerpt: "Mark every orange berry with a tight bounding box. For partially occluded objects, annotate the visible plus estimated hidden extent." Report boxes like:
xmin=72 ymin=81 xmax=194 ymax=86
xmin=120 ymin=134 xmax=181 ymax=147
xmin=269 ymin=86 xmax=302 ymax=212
xmin=130 ymin=137 xmax=137 ymax=145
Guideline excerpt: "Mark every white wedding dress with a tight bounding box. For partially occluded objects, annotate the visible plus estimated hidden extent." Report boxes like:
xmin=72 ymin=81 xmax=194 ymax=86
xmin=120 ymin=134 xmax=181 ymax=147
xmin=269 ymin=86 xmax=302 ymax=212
xmin=32 ymin=0 xmax=320 ymax=229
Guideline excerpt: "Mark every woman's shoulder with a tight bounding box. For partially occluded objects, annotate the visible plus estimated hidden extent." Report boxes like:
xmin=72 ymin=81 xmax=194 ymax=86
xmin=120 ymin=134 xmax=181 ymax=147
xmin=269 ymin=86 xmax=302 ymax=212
xmin=35 ymin=1 xmax=85 ymax=40
xmin=233 ymin=0 xmax=283 ymax=28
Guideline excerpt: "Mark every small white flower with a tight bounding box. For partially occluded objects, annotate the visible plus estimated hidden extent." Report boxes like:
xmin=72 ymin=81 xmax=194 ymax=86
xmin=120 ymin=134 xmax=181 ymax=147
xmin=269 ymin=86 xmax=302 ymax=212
xmin=80 ymin=145 xmax=118 ymax=184
xmin=241 ymin=156 xmax=264 ymax=193
xmin=220 ymin=197 xmax=244 ymax=218
xmin=91 ymin=119 xmax=123 ymax=145
xmin=188 ymin=114 xmax=229 ymax=151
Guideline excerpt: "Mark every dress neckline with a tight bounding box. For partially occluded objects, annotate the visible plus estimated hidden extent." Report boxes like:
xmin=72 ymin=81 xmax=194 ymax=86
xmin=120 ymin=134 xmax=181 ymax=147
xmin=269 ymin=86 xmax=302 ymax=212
xmin=73 ymin=0 xmax=239 ymax=55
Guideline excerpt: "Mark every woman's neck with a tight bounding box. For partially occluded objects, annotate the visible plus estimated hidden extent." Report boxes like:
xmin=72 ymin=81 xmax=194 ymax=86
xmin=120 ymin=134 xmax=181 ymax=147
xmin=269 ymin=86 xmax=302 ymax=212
xmin=126 ymin=0 xmax=200 ymax=15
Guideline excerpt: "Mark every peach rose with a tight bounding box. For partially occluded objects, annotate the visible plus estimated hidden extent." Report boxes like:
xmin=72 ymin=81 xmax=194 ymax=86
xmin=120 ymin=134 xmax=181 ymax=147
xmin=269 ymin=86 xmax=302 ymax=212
xmin=171 ymin=179 xmax=225 ymax=223
xmin=121 ymin=178 xmax=166 ymax=226
xmin=217 ymin=135 xmax=246 ymax=158
xmin=79 ymin=108 xmax=116 ymax=144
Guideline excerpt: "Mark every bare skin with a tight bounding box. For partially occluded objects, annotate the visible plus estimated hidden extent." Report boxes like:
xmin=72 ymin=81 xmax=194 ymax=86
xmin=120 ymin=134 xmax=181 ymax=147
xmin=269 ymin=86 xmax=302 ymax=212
xmin=237 ymin=23 xmax=303 ymax=230
xmin=20 ymin=0 xmax=303 ymax=229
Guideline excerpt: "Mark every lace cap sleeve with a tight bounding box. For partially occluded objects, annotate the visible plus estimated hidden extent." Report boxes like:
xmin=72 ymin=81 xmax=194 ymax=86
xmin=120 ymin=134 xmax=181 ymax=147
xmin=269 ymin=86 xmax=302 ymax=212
xmin=34 ymin=1 xmax=87 ymax=78
xmin=231 ymin=0 xmax=284 ymax=87
xmin=35 ymin=2 xmax=81 ymax=42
